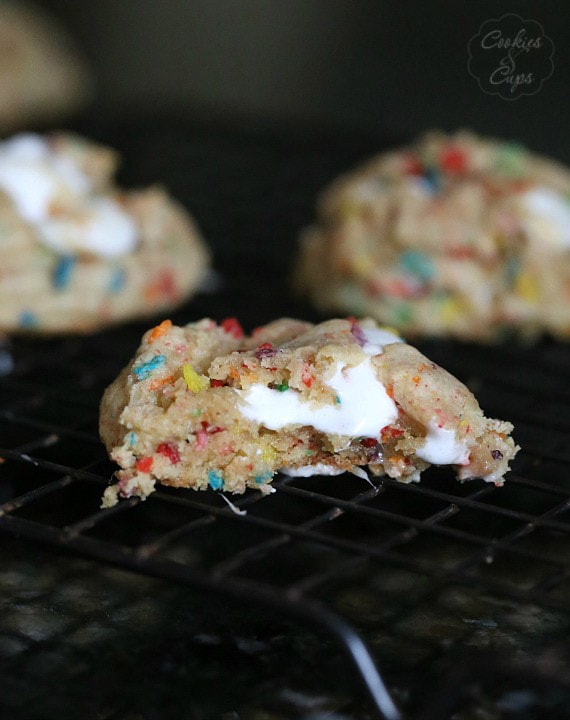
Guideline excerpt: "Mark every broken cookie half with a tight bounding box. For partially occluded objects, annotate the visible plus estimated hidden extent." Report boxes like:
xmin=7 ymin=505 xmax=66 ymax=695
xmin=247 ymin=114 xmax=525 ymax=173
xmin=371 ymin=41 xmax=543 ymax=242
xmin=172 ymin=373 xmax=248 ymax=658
xmin=99 ymin=317 xmax=518 ymax=507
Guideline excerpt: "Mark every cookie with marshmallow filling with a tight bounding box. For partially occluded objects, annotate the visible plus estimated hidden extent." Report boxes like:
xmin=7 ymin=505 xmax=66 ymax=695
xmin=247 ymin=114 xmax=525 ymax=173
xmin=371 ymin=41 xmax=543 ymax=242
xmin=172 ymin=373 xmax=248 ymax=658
xmin=0 ymin=133 xmax=210 ymax=334
xmin=99 ymin=316 xmax=518 ymax=507
xmin=294 ymin=130 xmax=570 ymax=341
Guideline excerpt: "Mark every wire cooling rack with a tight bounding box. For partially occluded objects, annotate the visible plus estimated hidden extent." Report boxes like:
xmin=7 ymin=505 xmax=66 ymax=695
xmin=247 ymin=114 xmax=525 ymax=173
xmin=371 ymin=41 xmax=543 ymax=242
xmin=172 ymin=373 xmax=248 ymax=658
xmin=1 ymin=120 xmax=570 ymax=719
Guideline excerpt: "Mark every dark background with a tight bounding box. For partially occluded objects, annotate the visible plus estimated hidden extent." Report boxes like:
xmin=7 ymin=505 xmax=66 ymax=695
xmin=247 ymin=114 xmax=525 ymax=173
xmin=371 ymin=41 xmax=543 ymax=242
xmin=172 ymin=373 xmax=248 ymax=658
xmin=34 ymin=0 xmax=570 ymax=162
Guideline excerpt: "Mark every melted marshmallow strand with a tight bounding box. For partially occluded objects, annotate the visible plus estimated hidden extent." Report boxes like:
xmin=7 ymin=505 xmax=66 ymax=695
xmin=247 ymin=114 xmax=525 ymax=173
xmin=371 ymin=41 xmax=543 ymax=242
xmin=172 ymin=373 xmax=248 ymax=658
xmin=239 ymin=327 xmax=402 ymax=437
xmin=0 ymin=134 xmax=137 ymax=257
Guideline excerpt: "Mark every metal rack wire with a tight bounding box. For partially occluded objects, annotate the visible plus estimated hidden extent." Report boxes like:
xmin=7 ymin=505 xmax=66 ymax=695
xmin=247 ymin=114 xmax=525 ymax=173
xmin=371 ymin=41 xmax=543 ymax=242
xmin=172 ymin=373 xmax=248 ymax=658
xmin=1 ymin=121 xmax=569 ymax=719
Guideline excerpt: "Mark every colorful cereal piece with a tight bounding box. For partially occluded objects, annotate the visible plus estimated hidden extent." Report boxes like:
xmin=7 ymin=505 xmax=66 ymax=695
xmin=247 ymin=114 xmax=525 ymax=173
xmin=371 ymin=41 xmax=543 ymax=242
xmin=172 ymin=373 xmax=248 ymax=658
xmin=391 ymin=302 xmax=413 ymax=326
xmin=19 ymin=310 xmax=38 ymax=328
xmin=157 ymin=442 xmax=180 ymax=464
xmin=422 ymin=167 xmax=441 ymax=193
xmin=254 ymin=471 xmax=273 ymax=484
xmin=398 ymin=250 xmax=435 ymax=283
xmin=135 ymin=456 xmax=153 ymax=473
xmin=495 ymin=142 xmax=527 ymax=176
xmin=221 ymin=317 xmax=244 ymax=339
xmin=254 ymin=342 xmax=276 ymax=359
xmin=260 ymin=446 xmax=277 ymax=464
xmin=133 ymin=355 xmax=167 ymax=380
xmin=148 ymin=319 xmax=172 ymax=343
xmin=107 ymin=267 xmax=126 ymax=293
xmin=515 ymin=272 xmax=539 ymax=302
xmin=437 ymin=295 xmax=463 ymax=325
xmin=440 ymin=146 xmax=467 ymax=174
xmin=52 ymin=255 xmax=76 ymax=289
xmin=183 ymin=364 xmax=209 ymax=392
xmin=207 ymin=470 xmax=224 ymax=490
xmin=401 ymin=153 xmax=424 ymax=175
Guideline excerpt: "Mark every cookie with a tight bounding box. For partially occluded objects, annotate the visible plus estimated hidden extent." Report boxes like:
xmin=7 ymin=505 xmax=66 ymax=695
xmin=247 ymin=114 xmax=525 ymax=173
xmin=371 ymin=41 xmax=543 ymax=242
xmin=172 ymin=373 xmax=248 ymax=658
xmin=294 ymin=130 xmax=570 ymax=341
xmin=0 ymin=1 xmax=90 ymax=131
xmin=99 ymin=316 xmax=518 ymax=507
xmin=0 ymin=133 xmax=211 ymax=333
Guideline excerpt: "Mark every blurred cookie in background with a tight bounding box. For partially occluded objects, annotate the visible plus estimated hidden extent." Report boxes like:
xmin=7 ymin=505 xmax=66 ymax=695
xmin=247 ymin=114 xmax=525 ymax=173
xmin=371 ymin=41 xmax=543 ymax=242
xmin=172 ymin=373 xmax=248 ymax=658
xmin=0 ymin=132 xmax=211 ymax=334
xmin=294 ymin=130 xmax=570 ymax=342
xmin=0 ymin=0 xmax=91 ymax=132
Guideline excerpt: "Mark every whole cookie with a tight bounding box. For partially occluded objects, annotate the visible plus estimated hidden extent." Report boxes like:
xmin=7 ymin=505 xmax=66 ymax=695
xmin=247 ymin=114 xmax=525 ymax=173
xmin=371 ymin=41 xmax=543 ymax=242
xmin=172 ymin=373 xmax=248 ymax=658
xmin=0 ymin=133 xmax=211 ymax=333
xmin=294 ymin=131 xmax=570 ymax=341
xmin=100 ymin=316 xmax=518 ymax=506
